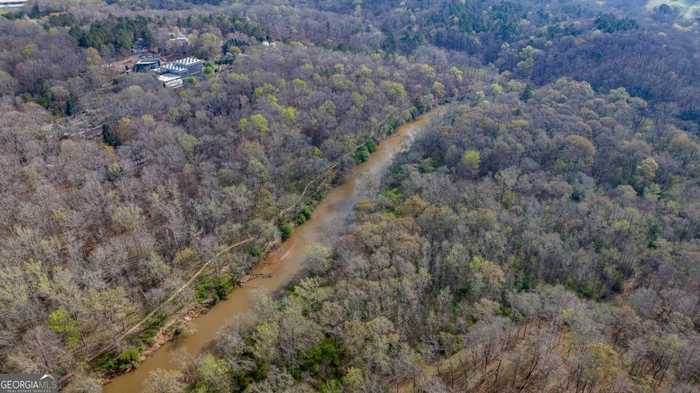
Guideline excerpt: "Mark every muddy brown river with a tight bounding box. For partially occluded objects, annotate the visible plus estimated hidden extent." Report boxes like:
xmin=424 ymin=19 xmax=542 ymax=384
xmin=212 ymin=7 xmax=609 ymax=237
xmin=103 ymin=107 xmax=444 ymax=393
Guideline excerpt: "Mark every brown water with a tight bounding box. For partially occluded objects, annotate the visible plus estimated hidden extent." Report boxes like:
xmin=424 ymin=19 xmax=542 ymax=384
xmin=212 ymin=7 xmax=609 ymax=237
xmin=103 ymin=108 xmax=443 ymax=393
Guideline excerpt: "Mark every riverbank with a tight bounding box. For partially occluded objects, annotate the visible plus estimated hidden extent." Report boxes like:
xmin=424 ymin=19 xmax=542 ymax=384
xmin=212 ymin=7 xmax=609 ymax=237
xmin=99 ymin=106 xmax=445 ymax=393
xmin=83 ymin=109 xmax=416 ymax=386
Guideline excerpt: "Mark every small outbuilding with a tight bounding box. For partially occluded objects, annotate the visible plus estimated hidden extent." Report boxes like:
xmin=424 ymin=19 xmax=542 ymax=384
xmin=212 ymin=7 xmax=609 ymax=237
xmin=133 ymin=56 xmax=161 ymax=72
xmin=157 ymin=73 xmax=184 ymax=89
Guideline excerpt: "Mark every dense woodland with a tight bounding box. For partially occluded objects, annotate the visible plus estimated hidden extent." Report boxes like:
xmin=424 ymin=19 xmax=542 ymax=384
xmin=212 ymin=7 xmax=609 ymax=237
xmin=186 ymin=79 xmax=699 ymax=393
xmin=0 ymin=0 xmax=699 ymax=392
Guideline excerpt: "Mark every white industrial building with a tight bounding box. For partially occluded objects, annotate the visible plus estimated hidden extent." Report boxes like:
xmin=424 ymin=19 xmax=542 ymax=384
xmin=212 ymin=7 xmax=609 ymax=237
xmin=0 ymin=0 xmax=27 ymax=8
xmin=157 ymin=74 xmax=184 ymax=89
xmin=155 ymin=57 xmax=203 ymax=88
xmin=156 ymin=57 xmax=203 ymax=76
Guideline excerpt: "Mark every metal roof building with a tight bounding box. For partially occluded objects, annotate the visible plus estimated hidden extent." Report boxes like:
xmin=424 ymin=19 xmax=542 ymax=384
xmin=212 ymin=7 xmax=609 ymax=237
xmin=133 ymin=56 xmax=161 ymax=73
xmin=154 ymin=57 xmax=203 ymax=88
xmin=158 ymin=73 xmax=184 ymax=89
xmin=0 ymin=0 xmax=27 ymax=8
xmin=156 ymin=57 xmax=203 ymax=76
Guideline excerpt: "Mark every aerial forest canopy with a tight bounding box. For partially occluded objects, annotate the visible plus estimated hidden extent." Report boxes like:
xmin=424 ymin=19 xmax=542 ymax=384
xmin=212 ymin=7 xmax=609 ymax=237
xmin=0 ymin=0 xmax=698 ymax=392
xmin=191 ymin=80 xmax=700 ymax=393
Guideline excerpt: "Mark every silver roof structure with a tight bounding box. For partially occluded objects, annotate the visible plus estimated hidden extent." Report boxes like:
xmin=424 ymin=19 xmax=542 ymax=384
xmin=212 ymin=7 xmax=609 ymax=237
xmin=136 ymin=56 xmax=160 ymax=64
xmin=156 ymin=57 xmax=203 ymax=74
xmin=0 ymin=0 xmax=27 ymax=7
xmin=169 ymin=57 xmax=202 ymax=66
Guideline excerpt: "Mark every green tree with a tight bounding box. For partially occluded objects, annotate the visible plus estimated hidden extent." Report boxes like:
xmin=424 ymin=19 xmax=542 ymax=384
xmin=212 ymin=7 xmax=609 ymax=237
xmin=280 ymin=222 xmax=294 ymax=240
xmin=253 ymin=320 xmax=280 ymax=362
xmin=636 ymin=157 xmax=659 ymax=183
xmin=177 ymin=132 xmax=200 ymax=155
xmin=47 ymin=307 xmax=80 ymax=347
xmin=111 ymin=204 xmax=144 ymax=233
xmin=462 ymin=150 xmax=481 ymax=176
xmin=305 ymin=244 xmax=331 ymax=275
xmin=563 ymin=134 xmax=596 ymax=172
xmin=520 ymin=84 xmax=534 ymax=102
xmin=380 ymin=80 xmax=407 ymax=104
xmin=301 ymin=338 xmax=342 ymax=379
xmin=195 ymin=32 xmax=223 ymax=59
xmin=241 ymin=114 xmax=270 ymax=133
xmin=195 ymin=354 xmax=231 ymax=393
xmin=432 ymin=81 xmax=446 ymax=100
